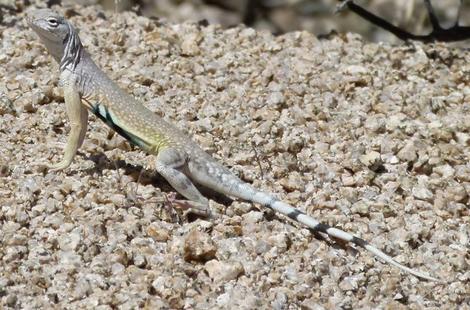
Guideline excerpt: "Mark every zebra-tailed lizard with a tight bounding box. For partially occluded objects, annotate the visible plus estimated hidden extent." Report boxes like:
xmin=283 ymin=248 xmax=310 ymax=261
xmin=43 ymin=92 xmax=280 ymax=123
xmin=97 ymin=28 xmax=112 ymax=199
xmin=28 ymin=8 xmax=440 ymax=281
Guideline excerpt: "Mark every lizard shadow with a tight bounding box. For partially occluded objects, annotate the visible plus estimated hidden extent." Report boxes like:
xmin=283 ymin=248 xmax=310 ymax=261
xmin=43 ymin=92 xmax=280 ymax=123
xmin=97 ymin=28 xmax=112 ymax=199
xmin=79 ymin=152 xmax=357 ymax=254
xmin=81 ymin=152 xmax=234 ymax=206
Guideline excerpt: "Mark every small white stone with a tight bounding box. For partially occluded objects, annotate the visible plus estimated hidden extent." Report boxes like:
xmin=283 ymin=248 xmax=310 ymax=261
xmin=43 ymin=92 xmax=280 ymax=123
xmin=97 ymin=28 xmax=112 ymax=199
xmin=412 ymin=185 xmax=433 ymax=201
xmin=204 ymin=259 xmax=244 ymax=283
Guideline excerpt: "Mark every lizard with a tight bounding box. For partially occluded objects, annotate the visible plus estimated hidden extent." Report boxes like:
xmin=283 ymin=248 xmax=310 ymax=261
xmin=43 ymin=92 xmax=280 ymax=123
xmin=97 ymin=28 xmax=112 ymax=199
xmin=27 ymin=8 xmax=440 ymax=282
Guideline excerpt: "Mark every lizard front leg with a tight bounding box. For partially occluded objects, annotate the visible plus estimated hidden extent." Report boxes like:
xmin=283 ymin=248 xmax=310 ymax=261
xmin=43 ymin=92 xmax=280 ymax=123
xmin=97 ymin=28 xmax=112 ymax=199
xmin=48 ymin=81 xmax=88 ymax=171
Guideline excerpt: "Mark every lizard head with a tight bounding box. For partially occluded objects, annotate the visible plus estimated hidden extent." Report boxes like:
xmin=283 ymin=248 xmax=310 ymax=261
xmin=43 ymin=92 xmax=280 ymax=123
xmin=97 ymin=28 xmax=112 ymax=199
xmin=28 ymin=9 xmax=83 ymax=70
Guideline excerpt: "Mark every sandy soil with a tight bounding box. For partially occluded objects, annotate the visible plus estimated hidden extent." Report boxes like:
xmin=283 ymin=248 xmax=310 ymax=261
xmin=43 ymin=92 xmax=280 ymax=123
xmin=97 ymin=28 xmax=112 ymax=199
xmin=0 ymin=4 xmax=469 ymax=309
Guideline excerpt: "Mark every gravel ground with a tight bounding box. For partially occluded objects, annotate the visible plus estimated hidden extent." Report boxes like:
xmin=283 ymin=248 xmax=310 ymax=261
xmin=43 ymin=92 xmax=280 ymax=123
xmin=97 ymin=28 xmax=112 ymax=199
xmin=1 ymin=4 xmax=469 ymax=309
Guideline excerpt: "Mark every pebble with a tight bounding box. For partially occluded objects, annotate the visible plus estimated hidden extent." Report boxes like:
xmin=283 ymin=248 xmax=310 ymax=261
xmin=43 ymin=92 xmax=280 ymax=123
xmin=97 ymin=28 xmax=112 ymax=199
xmin=58 ymin=228 xmax=81 ymax=251
xmin=183 ymin=229 xmax=217 ymax=262
xmin=204 ymin=260 xmax=244 ymax=282
xmin=412 ymin=184 xmax=433 ymax=202
xmin=146 ymin=223 xmax=171 ymax=242
xmin=5 ymin=295 xmax=17 ymax=307
xmin=360 ymin=151 xmax=382 ymax=170
xmin=397 ymin=142 xmax=417 ymax=163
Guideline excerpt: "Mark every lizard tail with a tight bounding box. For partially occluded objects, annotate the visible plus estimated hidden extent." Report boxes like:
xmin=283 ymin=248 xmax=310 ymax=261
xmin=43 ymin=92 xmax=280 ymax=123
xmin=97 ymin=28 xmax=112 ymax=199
xmin=230 ymin=182 xmax=441 ymax=282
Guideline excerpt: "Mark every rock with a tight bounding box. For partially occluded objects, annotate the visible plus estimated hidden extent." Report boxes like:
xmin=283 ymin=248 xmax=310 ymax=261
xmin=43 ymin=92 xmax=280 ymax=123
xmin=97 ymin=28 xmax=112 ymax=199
xmin=360 ymin=151 xmax=382 ymax=170
xmin=242 ymin=211 xmax=264 ymax=224
xmin=5 ymin=294 xmax=17 ymax=307
xmin=58 ymin=251 xmax=82 ymax=270
xmin=271 ymin=291 xmax=288 ymax=310
xmin=0 ymin=92 xmax=14 ymax=115
xmin=184 ymin=229 xmax=217 ymax=262
xmin=345 ymin=65 xmax=368 ymax=75
xmin=341 ymin=174 xmax=356 ymax=186
xmin=151 ymin=275 xmax=187 ymax=308
xmin=146 ymin=223 xmax=170 ymax=242
xmin=180 ymin=32 xmax=201 ymax=56
xmin=255 ymin=240 xmax=271 ymax=255
xmin=267 ymin=232 xmax=291 ymax=253
xmin=338 ymin=275 xmax=361 ymax=291
xmin=73 ymin=278 xmax=91 ymax=300
xmin=455 ymin=165 xmax=470 ymax=182
xmin=233 ymin=202 xmax=254 ymax=216
xmin=455 ymin=132 xmax=470 ymax=145
xmin=111 ymin=263 xmax=125 ymax=274
xmin=433 ymin=164 xmax=455 ymax=178
xmin=351 ymin=201 xmax=370 ymax=216
xmin=58 ymin=228 xmax=81 ymax=252
xmin=279 ymin=171 xmax=305 ymax=192
xmin=204 ymin=260 xmax=244 ymax=282
xmin=445 ymin=183 xmax=468 ymax=203
xmin=0 ymin=0 xmax=16 ymax=10
xmin=397 ymin=142 xmax=417 ymax=162
xmin=267 ymin=91 xmax=285 ymax=106
xmin=133 ymin=254 xmax=147 ymax=268
xmin=412 ymin=185 xmax=433 ymax=202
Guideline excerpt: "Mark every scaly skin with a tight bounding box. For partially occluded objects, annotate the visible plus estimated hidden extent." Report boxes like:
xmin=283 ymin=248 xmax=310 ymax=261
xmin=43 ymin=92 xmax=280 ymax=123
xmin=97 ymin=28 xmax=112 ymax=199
xmin=28 ymin=9 xmax=440 ymax=282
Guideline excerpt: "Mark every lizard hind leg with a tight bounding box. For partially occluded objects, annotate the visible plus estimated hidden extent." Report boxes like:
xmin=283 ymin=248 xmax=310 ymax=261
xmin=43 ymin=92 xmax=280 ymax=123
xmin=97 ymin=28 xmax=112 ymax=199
xmin=155 ymin=148 xmax=212 ymax=218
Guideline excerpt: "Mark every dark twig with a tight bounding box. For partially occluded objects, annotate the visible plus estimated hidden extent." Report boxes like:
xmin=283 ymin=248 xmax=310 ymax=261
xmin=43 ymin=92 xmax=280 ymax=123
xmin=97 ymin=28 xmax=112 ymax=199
xmin=337 ymin=0 xmax=470 ymax=42
xmin=251 ymin=141 xmax=265 ymax=180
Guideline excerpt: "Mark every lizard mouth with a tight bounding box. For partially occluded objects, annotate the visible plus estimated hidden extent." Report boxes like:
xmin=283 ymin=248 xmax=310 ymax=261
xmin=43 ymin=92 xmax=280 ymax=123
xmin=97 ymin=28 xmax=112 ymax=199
xmin=26 ymin=10 xmax=57 ymax=39
xmin=27 ymin=16 xmax=56 ymax=43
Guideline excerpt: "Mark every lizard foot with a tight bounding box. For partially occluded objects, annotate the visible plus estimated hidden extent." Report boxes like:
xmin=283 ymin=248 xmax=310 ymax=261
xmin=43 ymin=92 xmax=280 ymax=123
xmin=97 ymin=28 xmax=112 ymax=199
xmin=173 ymin=200 xmax=216 ymax=219
xmin=163 ymin=193 xmax=217 ymax=219
xmin=46 ymin=160 xmax=72 ymax=172
xmin=30 ymin=161 xmax=68 ymax=172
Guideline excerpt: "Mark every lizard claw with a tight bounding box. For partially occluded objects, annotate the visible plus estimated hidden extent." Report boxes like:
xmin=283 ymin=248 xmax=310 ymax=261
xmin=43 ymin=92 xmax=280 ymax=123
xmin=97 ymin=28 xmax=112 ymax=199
xmin=177 ymin=200 xmax=214 ymax=218
xmin=166 ymin=198 xmax=217 ymax=219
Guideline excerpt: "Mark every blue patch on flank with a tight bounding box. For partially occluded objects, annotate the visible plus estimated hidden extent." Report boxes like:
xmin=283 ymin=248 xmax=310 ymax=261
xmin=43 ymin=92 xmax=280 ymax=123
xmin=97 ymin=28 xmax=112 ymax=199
xmin=91 ymin=103 xmax=148 ymax=149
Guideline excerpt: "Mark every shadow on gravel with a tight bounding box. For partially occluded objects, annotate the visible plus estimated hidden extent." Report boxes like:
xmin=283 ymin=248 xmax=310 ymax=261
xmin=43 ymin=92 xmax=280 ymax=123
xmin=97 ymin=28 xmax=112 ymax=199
xmin=83 ymin=151 xmax=234 ymax=207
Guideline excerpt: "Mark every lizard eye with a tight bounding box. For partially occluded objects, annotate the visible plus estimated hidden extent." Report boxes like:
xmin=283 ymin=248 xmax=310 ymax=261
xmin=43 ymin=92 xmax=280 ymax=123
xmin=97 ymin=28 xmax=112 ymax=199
xmin=47 ymin=18 xmax=59 ymax=27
